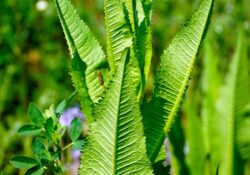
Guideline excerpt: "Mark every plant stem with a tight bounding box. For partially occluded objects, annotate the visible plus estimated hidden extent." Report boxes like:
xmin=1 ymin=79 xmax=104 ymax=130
xmin=62 ymin=142 xmax=74 ymax=151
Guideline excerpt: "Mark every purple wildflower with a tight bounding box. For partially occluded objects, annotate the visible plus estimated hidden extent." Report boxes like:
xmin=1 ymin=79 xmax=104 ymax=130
xmin=71 ymin=150 xmax=81 ymax=160
xmin=59 ymin=106 xmax=84 ymax=128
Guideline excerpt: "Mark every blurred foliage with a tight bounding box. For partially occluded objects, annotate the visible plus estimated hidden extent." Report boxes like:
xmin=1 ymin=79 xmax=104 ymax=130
xmin=0 ymin=0 xmax=249 ymax=174
xmin=10 ymin=103 xmax=85 ymax=175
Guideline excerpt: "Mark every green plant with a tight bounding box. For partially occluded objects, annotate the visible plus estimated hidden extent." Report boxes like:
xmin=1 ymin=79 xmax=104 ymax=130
xmin=206 ymin=29 xmax=250 ymax=175
xmin=184 ymin=28 xmax=250 ymax=175
xmin=10 ymin=97 xmax=85 ymax=174
xmin=54 ymin=0 xmax=214 ymax=174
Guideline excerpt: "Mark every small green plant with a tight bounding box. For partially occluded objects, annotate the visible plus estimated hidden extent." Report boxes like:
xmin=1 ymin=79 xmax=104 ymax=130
xmin=10 ymin=96 xmax=85 ymax=174
xmin=54 ymin=0 xmax=214 ymax=174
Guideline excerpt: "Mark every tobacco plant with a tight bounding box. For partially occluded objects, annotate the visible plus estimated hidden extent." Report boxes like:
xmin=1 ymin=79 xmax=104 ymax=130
xmin=54 ymin=0 xmax=214 ymax=174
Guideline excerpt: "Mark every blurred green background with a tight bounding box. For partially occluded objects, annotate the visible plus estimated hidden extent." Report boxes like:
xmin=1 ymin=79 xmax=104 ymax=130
xmin=0 ymin=0 xmax=249 ymax=174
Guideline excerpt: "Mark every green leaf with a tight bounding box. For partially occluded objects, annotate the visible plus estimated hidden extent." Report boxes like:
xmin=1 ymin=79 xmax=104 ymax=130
xmin=57 ymin=125 xmax=67 ymax=139
xmin=70 ymin=117 xmax=82 ymax=142
xmin=153 ymin=160 xmax=171 ymax=175
xmin=105 ymin=0 xmax=149 ymax=99
xmin=32 ymin=139 xmax=46 ymax=155
xmin=25 ymin=165 xmax=44 ymax=175
xmin=201 ymin=37 xmax=222 ymax=174
xmin=55 ymin=91 xmax=77 ymax=114
xmin=213 ymin=29 xmax=249 ymax=175
xmin=80 ymin=50 xmax=153 ymax=174
xmin=54 ymin=0 xmax=108 ymax=104
xmin=70 ymin=52 xmax=95 ymax=122
xmin=72 ymin=140 xmax=86 ymax=150
xmin=18 ymin=124 xmax=41 ymax=136
xmin=10 ymin=156 xmax=39 ymax=169
xmin=237 ymin=105 xmax=250 ymax=160
xmin=104 ymin=0 xmax=132 ymax=71
xmin=169 ymin=117 xmax=190 ymax=175
xmin=55 ymin=99 xmax=67 ymax=114
xmin=45 ymin=117 xmax=54 ymax=139
xmin=184 ymin=96 xmax=205 ymax=175
xmin=32 ymin=139 xmax=50 ymax=161
xmin=138 ymin=18 xmax=152 ymax=89
xmin=143 ymin=0 xmax=214 ymax=162
xmin=215 ymin=165 xmax=220 ymax=175
xmin=28 ymin=103 xmax=45 ymax=127
xmin=141 ymin=0 xmax=152 ymax=21
xmin=124 ymin=0 xmax=152 ymax=88
xmin=234 ymin=36 xmax=250 ymax=161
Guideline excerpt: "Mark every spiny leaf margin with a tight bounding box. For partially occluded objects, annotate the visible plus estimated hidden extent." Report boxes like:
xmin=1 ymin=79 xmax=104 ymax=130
xmin=143 ymin=0 xmax=214 ymax=162
xmin=55 ymin=0 xmax=108 ymax=104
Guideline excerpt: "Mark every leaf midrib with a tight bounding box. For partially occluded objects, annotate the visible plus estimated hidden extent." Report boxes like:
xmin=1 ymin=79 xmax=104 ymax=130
xmin=112 ymin=56 xmax=127 ymax=175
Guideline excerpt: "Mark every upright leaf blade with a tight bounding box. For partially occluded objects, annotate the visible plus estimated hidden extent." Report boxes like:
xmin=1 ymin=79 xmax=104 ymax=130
xmin=201 ymin=37 xmax=221 ymax=174
xmin=143 ymin=0 xmax=214 ymax=162
xmin=80 ymin=50 xmax=153 ymax=175
xmin=55 ymin=0 xmax=108 ymax=104
xmin=124 ymin=0 xmax=153 ymax=90
xmin=70 ymin=52 xmax=95 ymax=122
xmin=184 ymin=93 xmax=205 ymax=175
xmin=104 ymin=0 xmax=143 ymax=100
xmin=104 ymin=0 xmax=132 ymax=71
xmin=236 ymin=105 xmax=250 ymax=160
xmin=234 ymin=32 xmax=250 ymax=161
xmin=213 ymin=29 xmax=249 ymax=175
